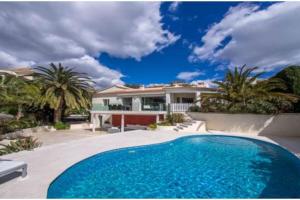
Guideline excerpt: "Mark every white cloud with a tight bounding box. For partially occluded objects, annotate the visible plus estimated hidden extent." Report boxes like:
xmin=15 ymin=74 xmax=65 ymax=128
xmin=169 ymin=2 xmax=181 ymax=13
xmin=176 ymin=71 xmax=204 ymax=81
xmin=56 ymin=56 xmax=124 ymax=88
xmin=0 ymin=51 xmax=35 ymax=67
xmin=0 ymin=2 xmax=179 ymax=88
xmin=215 ymin=64 xmax=227 ymax=71
xmin=190 ymin=2 xmax=300 ymax=71
xmin=169 ymin=15 xmax=179 ymax=21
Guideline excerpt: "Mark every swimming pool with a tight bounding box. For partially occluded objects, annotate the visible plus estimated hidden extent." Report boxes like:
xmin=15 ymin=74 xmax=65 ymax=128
xmin=47 ymin=135 xmax=300 ymax=198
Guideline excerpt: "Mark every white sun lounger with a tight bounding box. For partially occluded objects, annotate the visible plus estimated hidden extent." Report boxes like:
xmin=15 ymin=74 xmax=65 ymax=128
xmin=0 ymin=160 xmax=27 ymax=178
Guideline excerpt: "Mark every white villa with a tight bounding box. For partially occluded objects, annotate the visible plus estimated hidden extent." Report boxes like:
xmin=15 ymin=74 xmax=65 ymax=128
xmin=0 ymin=67 xmax=34 ymax=80
xmin=91 ymin=83 xmax=217 ymax=132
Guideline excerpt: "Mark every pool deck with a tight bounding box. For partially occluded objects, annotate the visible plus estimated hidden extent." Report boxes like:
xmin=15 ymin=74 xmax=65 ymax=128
xmin=0 ymin=130 xmax=300 ymax=198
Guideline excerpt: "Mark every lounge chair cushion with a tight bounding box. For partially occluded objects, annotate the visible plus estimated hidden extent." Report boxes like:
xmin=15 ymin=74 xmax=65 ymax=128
xmin=0 ymin=160 xmax=27 ymax=178
xmin=107 ymin=127 xmax=120 ymax=133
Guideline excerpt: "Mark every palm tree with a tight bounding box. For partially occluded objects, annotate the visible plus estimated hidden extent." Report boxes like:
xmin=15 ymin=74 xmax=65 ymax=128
xmin=0 ymin=75 xmax=39 ymax=120
xmin=34 ymin=63 xmax=94 ymax=123
xmin=201 ymin=65 xmax=298 ymax=114
xmin=271 ymin=65 xmax=300 ymax=112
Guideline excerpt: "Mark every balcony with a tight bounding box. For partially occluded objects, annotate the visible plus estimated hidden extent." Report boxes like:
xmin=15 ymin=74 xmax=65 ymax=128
xmin=92 ymin=103 xmax=194 ymax=112
xmin=92 ymin=103 xmax=166 ymax=112
xmin=170 ymin=103 xmax=194 ymax=112
xmin=142 ymin=103 xmax=166 ymax=111
xmin=92 ymin=104 xmax=132 ymax=111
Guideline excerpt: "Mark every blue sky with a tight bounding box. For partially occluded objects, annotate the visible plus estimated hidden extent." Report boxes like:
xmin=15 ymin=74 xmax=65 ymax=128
xmin=99 ymin=2 xmax=275 ymax=86
xmin=99 ymin=2 xmax=238 ymax=85
xmin=0 ymin=2 xmax=299 ymax=88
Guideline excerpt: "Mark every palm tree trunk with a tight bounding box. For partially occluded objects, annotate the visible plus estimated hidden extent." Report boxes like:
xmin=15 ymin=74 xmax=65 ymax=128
xmin=54 ymin=99 xmax=64 ymax=123
xmin=54 ymin=109 xmax=61 ymax=123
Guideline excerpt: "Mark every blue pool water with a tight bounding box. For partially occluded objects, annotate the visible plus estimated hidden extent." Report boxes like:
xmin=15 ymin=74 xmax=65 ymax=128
xmin=47 ymin=135 xmax=300 ymax=198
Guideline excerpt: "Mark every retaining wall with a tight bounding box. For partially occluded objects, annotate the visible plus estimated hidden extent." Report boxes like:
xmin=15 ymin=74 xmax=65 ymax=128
xmin=187 ymin=112 xmax=300 ymax=136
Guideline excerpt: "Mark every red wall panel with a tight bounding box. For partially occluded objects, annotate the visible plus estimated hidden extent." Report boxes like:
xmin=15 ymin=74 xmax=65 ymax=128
xmin=112 ymin=114 xmax=164 ymax=127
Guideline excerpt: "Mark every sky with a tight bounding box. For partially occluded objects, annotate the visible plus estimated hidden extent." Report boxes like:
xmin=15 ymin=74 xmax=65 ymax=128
xmin=0 ymin=1 xmax=300 ymax=88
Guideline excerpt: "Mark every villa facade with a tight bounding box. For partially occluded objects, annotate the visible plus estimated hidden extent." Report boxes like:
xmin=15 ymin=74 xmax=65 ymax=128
xmin=91 ymin=83 xmax=217 ymax=131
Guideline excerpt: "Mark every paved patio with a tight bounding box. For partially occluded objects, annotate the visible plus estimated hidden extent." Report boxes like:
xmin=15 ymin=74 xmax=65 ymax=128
xmin=0 ymin=130 xmax=300 ymax=198
xmin=0 ymin=129 xmax=107 ymax=146
xmin=29 ymin=129 xmax=107 ymax=146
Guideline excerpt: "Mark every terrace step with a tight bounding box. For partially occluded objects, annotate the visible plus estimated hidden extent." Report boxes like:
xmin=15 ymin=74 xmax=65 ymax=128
xmin=174 ymin=120 xmax=207 ymax=133
xmin=180 ymin=124 xmax=189 ymax=128
xmin=183 ymin=122 xmax=193 ymax=126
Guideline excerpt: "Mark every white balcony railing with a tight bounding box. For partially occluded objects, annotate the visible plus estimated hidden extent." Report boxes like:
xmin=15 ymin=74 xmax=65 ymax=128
xmin=170 ymin=103 xmax=194 ymax=112
xmin=92 ymin=103 xmax=194 ymax=112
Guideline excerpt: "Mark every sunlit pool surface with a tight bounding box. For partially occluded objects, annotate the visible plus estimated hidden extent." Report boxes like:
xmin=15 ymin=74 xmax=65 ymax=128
xmin=47 ymin=135 xmax=300 ymax=198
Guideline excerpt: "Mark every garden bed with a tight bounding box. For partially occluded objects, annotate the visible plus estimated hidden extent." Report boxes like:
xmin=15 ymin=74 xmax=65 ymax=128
xmin=0 ymin=126 xmax=54 ymax=140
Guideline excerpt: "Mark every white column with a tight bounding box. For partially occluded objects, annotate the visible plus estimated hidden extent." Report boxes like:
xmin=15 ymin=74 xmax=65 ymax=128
xmin=166 ymin=92 xmax=171 ymax=104
xmin=166 ymin=92 xmax=171 ymax=112
xmin=121 ymin=114 xmax=124 ymax=132
xmin=92 ymin=113 xmax=96 ymax=133
xmin=132 ymin=97 xmax=142 ymax=111
xmin=96 ymin=114 xmax=100 ymax=128
xmin=137 ymin=97 xmax=142 ymax=111
xmin=156 ymin=114 xmax=160 ymax=123
xmin=195 ymin=91 xmax=201 ymax=107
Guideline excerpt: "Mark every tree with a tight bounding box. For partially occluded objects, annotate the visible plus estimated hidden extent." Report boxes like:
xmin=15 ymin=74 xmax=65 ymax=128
xmin=201 ymin=65 xmax=298 ymax=114
xmin=272 ymin=66 xmax=300 ymax=112
xmin=34 ymin=63 xmax=94 ymax=123
xmin=0 ymin=75 xmax=39 ymax=120
xmin=124 ymin=83 xmax=141 ymax=89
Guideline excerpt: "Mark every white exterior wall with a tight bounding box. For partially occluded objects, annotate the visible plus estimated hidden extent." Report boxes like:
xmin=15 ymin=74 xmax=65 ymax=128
xmin=188 ymin=112 xmax=300 ymax=137
xmin=92 ymin=97 xmax=122 ymax=105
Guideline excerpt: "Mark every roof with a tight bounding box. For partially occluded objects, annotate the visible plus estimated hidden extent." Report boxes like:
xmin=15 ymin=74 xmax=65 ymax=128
xmin=0 ymin=67 xmax=33 ymax=76
xmin=96 ymin=84 xmax=131 ymax=94
xmin=94 ymin=84 xmax=217 ymax=97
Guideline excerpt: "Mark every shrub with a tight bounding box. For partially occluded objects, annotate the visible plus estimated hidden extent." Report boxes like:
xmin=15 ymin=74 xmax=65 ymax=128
xmin=148 ymin=123 xmax=157 ymax=130
xmin=166 ymin=114 xmax=173 ymax=124
xmin=0 ymin=106 xmax=18 ymax=116
xmin=272 ymin=65 xmax=300 ymax=112
xmin=158 ymin=113 xmax=185 ymax=126
xmin=54 ymin=121 xmax=70 ymax=130
xmin=170 ymin=113 xmax=185 ymax=123
xmin=188 ymin=105 xmax=201 ymax=112
xmin=0 ymin=136 xmax=41 ymax=155
xmin=157 ymin=121 xmax=173 ymax=126
xmin=0 ymin=118 xmax=39 ymax=135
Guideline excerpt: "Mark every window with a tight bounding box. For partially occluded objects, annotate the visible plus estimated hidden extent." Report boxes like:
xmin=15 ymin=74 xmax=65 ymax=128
xmin=142 ymin=96 xmax=166 ymax=111
xmin=182 ymin=97 xmax=194 ymax=103
xmin=103 ymin=99 xmax=110 ymax=106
